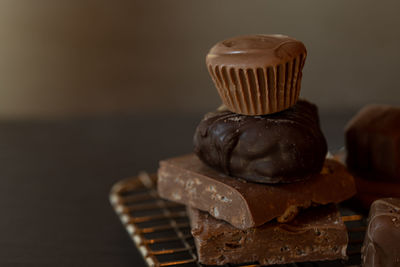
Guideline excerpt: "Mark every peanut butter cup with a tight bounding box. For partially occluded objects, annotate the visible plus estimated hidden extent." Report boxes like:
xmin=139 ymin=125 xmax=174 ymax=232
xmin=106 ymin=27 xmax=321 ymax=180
xmin=206 ymin=34 xmax=307 ymax=115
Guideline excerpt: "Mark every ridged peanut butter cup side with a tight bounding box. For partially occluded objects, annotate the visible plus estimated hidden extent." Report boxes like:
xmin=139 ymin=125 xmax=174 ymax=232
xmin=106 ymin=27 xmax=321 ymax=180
xmin=206 ymin=34 xmax=307 ymax=115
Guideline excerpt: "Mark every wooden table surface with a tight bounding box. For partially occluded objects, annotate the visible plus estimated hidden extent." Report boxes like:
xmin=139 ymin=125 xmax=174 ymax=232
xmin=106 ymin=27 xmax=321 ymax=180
xmin=0 ymin=111 xmax=355 ymax=266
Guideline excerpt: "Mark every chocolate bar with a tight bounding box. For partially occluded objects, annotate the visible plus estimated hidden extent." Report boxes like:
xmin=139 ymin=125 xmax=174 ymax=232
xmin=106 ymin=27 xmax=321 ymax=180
xmin=193 ymin=100 xmax=327 ymax=183
xmin=157 ymin=154 xmax=356 ymax=229
xmin=188 ymin=204 xmax=348 ymax=265
xmin=362 ymin=198 xmax=400 ymax=266
xmin=346 ymin=104 xmax=400 ymax=181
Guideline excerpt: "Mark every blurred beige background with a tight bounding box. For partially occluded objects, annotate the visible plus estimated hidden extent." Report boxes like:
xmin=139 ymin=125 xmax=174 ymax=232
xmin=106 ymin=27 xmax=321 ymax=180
xmin=0 ymin=0 xmax=399 ymax=119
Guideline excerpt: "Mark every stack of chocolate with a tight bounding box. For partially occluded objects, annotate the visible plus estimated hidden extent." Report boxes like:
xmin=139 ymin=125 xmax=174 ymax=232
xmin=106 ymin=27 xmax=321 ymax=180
xmin=157 ymin=35 xmax=356 ymax=265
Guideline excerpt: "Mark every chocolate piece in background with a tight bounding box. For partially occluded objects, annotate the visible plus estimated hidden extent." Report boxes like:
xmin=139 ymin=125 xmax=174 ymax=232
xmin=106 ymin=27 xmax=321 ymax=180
xmin=362 ymin=198 xmax=400 ymax=267
xmin=206 ymin=34 xmax=306 ymax=70
xmin=345 ymin=104 xmax=400 ymax=182
xmin=353 ymin=175 xmax=400 ymax=210
xmin=188 ymin=204 xmax=348 ymax=266
xmin=193 ymin=99 xmax=327 ymax=183
xmin=334 ymin=149 xmax=400 ymax=211
xmin=157 ymin=154 xmax=356 ymax=229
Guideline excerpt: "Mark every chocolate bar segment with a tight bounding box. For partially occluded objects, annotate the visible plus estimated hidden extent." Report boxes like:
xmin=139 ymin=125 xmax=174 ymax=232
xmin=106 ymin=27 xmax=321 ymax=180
xmin=345 ymin=104 xmax=400 ymax=181
xmin=362 ymin=198 xmax=400 ymax=267
xmin=194 ymin=100 xmax=327 ymax=183
xmin=157 ymin=154 xmax=356 ymax=229
xmin=188 ymin=205 xmax=348 ymax=265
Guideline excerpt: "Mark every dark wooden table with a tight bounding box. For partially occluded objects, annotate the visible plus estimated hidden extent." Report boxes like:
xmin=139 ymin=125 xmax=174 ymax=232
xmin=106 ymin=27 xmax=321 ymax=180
xmin=0 ymin=111 xmax=355 ymax=266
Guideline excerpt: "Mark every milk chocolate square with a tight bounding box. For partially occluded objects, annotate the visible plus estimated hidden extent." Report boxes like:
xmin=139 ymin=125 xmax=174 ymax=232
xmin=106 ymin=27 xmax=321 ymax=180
xmin=157 ymin=154 xmax=356 ymax=229
xmin=362 ymin=198 xmax=400 ymax=266
xmin=188 ymin=205 xmax=348 ymax=265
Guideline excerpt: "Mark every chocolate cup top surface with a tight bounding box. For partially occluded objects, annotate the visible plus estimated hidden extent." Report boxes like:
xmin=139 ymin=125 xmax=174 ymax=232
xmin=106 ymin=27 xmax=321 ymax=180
xmin=207 ymin=34 xmax=307 ymax=68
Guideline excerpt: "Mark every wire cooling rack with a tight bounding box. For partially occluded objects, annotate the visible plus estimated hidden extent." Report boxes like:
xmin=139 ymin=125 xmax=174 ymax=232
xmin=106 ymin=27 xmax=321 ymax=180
xmin=110 ymin=172 xmax=366 ymax=267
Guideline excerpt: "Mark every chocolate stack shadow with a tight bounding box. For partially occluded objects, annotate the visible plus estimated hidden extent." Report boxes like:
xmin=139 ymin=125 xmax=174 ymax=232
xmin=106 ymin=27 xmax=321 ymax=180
xmin=157 ymin=35 xmax=357 ymax=266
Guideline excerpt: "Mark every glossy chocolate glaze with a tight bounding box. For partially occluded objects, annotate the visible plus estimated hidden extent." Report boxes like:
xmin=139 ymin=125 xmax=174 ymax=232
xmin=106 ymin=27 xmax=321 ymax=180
xmin=362 ymin=198 xmax=400 ymax=266
xmin=193 ymin=100 xmax=327 ymax=183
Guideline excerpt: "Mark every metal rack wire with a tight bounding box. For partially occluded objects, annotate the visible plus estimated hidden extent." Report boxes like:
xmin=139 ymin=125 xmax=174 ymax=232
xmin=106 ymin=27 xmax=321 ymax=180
xmin=110 ymin=172 xmax=366 ymax=267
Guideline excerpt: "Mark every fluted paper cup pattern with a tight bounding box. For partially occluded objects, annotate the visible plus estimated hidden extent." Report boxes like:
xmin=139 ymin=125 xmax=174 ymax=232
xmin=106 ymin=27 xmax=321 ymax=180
xmin=208 ymin=53 xmax=306 ymax=115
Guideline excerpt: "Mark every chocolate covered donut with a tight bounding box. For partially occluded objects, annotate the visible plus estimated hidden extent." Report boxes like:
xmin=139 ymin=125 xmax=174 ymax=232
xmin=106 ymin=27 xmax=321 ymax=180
xmin=193 ymin=99 xmax=327 ymax=183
